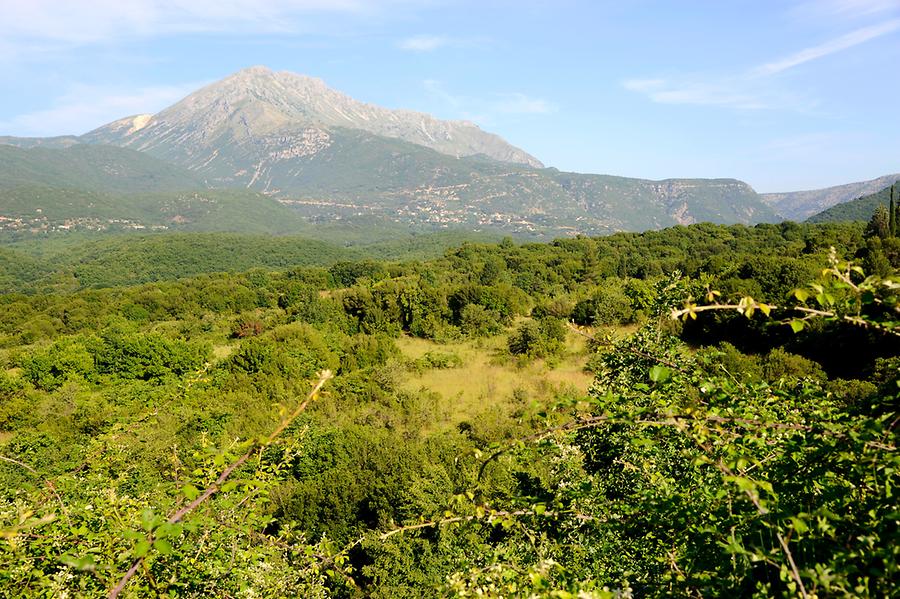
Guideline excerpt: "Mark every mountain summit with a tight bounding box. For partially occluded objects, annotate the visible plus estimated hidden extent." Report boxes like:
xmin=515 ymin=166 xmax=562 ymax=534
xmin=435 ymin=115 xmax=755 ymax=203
xmin=84 ymin=66 xmax=542 ymax=172
xmin=15 ymin=66 xmax=781 ymax=236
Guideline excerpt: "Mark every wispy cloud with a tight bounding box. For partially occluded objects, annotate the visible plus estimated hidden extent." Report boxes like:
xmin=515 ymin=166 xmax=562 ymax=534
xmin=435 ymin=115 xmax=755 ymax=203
xmin=397 ymin=34 xmax=489 ymax=52
xmin=398 ymin=34 xmax=451 ymax=51
xmin=494 ymin=93 xmax=557 ymax=115
xmin=0 ymin=0 xmax=416 ymax=46
xmin=624 ymin=18 xmax=900 ymax=110
xmin=622 ymin=79 xmax=771 ymax=110
xmin=422 ymin=79 xmax=556 ymax=124
xmin=752 ymin=19 xmax=900 ymax=76
xmin=0 ymin=82 xmax=203 ymax=137
xmin=792 ymin=0 xmax=900 ymax=20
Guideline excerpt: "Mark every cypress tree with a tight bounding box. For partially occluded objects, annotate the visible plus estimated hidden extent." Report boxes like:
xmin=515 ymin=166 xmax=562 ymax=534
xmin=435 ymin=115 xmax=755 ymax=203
xmin=867 ymin=204 xmax=891 ymax=239
xmin=892 ymin=184 xmax=898 ymax=237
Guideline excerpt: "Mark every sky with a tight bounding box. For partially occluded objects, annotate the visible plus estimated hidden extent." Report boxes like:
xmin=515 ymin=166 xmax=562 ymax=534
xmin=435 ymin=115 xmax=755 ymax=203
xmin=0 ymin=0 xmax=898 ymax=192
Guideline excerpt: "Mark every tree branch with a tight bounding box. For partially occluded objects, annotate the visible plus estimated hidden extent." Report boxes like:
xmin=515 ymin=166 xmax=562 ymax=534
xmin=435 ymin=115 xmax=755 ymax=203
xmin=108 ymin=370 xmax=333 ymax=599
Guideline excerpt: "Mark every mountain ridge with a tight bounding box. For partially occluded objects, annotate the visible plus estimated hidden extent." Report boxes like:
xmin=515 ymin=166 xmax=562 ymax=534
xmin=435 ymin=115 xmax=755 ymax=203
xmin=2 ymin=66 xmax=785 ymax=237
xmin=807 ymin=181 xmax=900 ymax=224
xmin=83 ymin=65 xmax=544 ymax=169
xmin=761 ymin=173 xmax=900 ymax=221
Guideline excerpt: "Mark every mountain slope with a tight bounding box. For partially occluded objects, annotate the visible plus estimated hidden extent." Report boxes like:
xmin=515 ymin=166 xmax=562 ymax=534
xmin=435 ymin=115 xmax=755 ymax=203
xmin=0 ymin=135 xmax=81 ymax=149
xmin=0 ymin=144 xmax=203 ymax=193
xmin=5 ymin=67 xmax=780 ymax=237
xmin=807 ymin=183 xmax=899 ymax=223
xmin=761 ymin=173 xmax=900 ymax=221
xmin=0 ymin=186 xmax=312 ymax=237
xmin=83 ymin=65 xmax=542 ymax=168
xmin=0 ymin=233 xmax=359 ymax=291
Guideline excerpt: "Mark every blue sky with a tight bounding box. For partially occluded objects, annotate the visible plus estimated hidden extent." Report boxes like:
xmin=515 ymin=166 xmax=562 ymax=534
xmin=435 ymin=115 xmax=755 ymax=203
xmin=0 ymin=0 xmax=898 ymax=192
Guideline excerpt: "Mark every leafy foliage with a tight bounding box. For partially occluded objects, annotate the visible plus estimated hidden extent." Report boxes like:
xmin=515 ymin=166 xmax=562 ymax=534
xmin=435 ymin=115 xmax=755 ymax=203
xmin=0 ymin=222 xmax=896 ymax=597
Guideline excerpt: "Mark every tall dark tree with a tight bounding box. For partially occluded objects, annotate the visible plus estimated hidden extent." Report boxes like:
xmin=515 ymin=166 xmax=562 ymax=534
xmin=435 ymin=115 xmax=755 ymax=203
xmin=866 ymin=204 xmax=891 ymax=239
xmin=890 ymin=184 xmax=896 ymax=237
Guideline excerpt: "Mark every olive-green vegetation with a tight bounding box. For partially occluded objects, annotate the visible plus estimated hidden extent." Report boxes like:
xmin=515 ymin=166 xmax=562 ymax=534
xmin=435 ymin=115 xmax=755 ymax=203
xmin=0 ymin=144 xmax=203 ymax=194
xmin=808 ymin=180 xmax=900 ymax=224
xmin=0 ymin=230 xmax=516 ymax=293
xmin=0 ymin=186 xmax=318 ymax=239
xmin=5 ymin=233 xmax=359 ymax=290
xmin=0 ymin=220 xmax=897 ymax=597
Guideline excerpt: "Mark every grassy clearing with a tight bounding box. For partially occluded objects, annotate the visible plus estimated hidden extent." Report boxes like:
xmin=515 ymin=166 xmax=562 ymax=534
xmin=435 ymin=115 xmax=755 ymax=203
xmin=396 ymin=330 xmax=594 ymax=430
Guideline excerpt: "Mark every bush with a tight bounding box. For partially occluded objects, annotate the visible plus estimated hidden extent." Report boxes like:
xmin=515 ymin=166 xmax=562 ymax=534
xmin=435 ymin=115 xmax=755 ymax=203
xmin=19 ymin=338 xmax=95 ymax=390
xmin=508 ymin=317 xmax=566 ymax=358
xmin=92 ymin=327 xmax=208 ymax=380
xmin=232 ymin=316 xmax=265 ymax=338
xmin=571 ymin=282 xmax=634 ymax=326
xmin=761 ymin=348 xmax=825 ymax=382
xmin=340 ymin=334 xmax=400 ymax=373
xmin=459 ymin=304 xmax=503 ymax=337
xmin=413 ymin=351 xmax=463 ymax=371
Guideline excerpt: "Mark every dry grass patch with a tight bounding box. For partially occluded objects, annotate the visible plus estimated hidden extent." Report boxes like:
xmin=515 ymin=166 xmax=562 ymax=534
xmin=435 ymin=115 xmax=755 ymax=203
xmin=396 ymin=331 xmax=594 ymax=429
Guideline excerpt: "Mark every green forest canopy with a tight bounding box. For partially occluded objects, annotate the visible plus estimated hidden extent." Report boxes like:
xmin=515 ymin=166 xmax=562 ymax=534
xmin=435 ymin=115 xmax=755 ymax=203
xmin=0 ymin=220 xmax=897 ymax=597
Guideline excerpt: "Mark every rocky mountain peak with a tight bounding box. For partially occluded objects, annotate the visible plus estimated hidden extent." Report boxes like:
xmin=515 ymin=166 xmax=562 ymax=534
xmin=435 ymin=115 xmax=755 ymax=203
xmin=86 ymin=66 xmax=543 ymax=168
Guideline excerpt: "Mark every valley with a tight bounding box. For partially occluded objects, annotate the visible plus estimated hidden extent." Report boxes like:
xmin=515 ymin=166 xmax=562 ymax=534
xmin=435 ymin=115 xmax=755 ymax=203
xmin=0 ymin=49 xmax=898 ymax=598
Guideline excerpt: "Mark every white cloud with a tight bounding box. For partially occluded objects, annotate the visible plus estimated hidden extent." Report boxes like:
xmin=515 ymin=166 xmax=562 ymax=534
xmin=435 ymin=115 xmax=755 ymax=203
xmin=397 ymin=34 xmax=489 ymax=52
xmin=0 ymin=0 xmax=413 ymax=46
xmin=622 ymin=79 xmax=770 ymax=110
xmin=422 ymin=79 xmax=555 ymax=123
xmin=495 ymin=93 xmax=557 ymax=114
xmin=624 ymin=18 xmax=900 ymax=110
xmin=0 ymin=82 xmax=203 ymax=137
xmin=752 ymin=19 xmax=900 ymax=76
xmin=398 ymin=35 xmax=451 ymax=51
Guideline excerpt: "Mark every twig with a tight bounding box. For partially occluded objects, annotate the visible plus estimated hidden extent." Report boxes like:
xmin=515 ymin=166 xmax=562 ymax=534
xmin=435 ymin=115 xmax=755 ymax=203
xmin=567 ymin=322 xmax=688 ymax=373
xmin=108 ymin=371 xmax=333 ymax=599
xmin=693 ymin=438 xmax=809 ymax=599
xmin=0 ymin=454 xmax=72 ymax=530
xmin=671 ymin=302 xmax=900 ymax=338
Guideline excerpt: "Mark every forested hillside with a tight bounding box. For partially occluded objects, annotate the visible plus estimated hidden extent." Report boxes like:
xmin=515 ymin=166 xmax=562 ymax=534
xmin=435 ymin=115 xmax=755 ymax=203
xmin=762 ymin=173 xmax=900 ymax=221
xmin=3 ymin=67 xmax=783 ymax=238
xmin=808 ymin=181 xmax=900 ymax=223
xmin=0 ymin=144 xmax=203 ymax=194
xmin=1 ymin=220 xmax=896 ymax=597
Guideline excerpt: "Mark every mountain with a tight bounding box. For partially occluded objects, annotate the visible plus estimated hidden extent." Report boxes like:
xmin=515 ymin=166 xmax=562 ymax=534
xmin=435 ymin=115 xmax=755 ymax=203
xmin=0 ymin=185 xmax=318 ymax=238
xmin=0 ymin=135 xmax=81 ymax=149
xmin=3 ymin=67 xmax=781 ymax=237
xmin=76 ymin=67 xmax=777 ymax=235
xmin=83 ymin=65 xmax=543 ymax=169
xmin=761 ymin=173 xmax=900 ymax=222
xmin=807 ymin=182 xmax=899 ymax=224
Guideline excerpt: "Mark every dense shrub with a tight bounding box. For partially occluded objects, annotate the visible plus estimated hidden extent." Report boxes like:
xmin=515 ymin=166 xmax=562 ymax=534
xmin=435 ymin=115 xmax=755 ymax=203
xmin=508 ymin=317 xmax=566 ymax=358
xmin=92 ymin=327 xmax=208 ymax=380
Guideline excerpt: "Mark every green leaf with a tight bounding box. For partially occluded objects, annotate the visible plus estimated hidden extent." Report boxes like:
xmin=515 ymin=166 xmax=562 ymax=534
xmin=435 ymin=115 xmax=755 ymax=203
xmin=153 ymin=539 xmax=174 ymax=556
xmin=181 ymin=484 xmax=200 ymax=501
xmin=790 ymin=516 xmax=809 ymax=534
xmin=789 ymin=320 xmax=805 ymax=333
xmin=60 ymin=554 xmax=97 ymax=572
xmin=649 ymin=365 xmax=671 ymax=383
xmin=133 ymin=539 xmax=151 ymax=558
